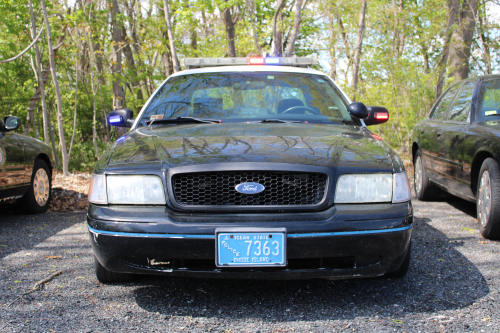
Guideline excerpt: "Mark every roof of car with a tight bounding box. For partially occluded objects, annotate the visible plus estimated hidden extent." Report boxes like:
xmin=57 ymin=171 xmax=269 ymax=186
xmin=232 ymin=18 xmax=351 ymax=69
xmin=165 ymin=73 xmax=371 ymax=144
xmin=170 ymin=65 xmax=329 ymax=78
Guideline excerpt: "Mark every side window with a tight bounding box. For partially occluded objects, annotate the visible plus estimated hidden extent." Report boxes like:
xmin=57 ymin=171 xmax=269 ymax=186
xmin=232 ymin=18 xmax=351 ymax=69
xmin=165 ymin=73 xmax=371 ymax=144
xmin=478 ymin=79 xmax=500 ymax=121
xmin=449 ymin=81 xmax=475 ymax=122
xmin=430 ymin=84 xmax=461 ymax=120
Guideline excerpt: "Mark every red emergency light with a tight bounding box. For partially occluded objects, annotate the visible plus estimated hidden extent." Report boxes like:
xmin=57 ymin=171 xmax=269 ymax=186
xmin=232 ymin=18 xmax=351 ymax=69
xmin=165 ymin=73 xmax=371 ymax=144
xmin=249 ymin=57 xmax=265 ymax=65
xmin=374 ymin=112 xmax=389 ymax=120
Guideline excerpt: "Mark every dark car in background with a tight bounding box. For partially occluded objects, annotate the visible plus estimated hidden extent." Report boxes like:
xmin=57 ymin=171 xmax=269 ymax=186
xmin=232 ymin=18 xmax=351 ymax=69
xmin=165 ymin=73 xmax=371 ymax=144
xmin=0 ymin=116 xmax=53 ymax=213
xmin=87 ymin=57 xmax=412 ymax=283
xmin=412 ymin=75 xmax=500 ymax=239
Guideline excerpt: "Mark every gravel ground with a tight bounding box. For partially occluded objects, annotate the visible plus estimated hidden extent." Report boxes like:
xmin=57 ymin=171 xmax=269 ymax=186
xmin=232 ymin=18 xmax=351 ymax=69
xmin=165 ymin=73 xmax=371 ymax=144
xmin=1 ymin=194 xmax=500 ymax=333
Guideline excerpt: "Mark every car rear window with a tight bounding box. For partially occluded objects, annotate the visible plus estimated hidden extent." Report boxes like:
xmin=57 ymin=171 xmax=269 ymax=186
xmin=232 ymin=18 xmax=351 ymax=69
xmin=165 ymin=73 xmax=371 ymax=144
xmin=137 ymin=72 xmax=356 ymax=127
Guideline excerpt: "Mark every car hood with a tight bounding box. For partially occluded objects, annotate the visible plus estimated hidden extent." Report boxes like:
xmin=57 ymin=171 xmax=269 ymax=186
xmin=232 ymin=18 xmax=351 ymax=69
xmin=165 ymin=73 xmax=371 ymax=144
xmin=100 ymin=123 xmax=402 ymax=173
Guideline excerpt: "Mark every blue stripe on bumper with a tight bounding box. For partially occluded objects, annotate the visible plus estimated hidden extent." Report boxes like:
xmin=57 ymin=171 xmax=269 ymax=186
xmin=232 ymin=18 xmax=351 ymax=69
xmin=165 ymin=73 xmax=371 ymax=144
xmin=87 ymin=225 xmax=411 ymax=239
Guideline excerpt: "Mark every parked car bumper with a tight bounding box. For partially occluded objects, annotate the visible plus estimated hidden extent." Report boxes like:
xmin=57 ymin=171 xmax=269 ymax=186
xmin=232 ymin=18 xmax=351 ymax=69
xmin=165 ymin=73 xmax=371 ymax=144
xmin=87 ymin=201 xmax=413 ymax=280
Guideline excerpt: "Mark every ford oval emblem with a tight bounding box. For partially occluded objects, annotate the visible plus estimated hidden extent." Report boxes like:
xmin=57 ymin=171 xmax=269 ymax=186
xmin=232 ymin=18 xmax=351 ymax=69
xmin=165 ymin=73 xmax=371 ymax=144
xmin=235 ymin=182 xmax=265 ymax=194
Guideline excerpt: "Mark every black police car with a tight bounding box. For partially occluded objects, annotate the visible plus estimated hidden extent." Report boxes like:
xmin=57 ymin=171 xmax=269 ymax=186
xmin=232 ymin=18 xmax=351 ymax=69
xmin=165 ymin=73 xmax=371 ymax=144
xmin=412 ymin=75 xmax=500 ymax=239
xmin=0 ymin=116 xmax=53 ymax=213
xmin=88 ymin=57 xmax=412 ymax=283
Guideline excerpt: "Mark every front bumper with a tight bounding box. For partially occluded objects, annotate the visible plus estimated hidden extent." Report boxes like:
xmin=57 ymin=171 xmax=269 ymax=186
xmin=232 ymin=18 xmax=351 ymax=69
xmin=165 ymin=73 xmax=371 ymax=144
xmin=88 ymin=201 xmax=412 ymax=280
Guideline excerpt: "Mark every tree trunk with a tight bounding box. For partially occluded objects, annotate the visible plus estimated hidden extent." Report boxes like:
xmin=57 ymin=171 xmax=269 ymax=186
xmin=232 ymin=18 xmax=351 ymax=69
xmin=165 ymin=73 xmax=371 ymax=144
xmin=248 ymin=0 xmax=261 ymax=53
xmin=477 ymin=0 xmax=491 ymax=75
xmin=336 ymin=14 xmax=352 ymax=65
xmin=29 ymin=0 xmax=50 ymax=145
xmin=285 ymin=0 xmax=303 ymax=57
xmin=327 ymin=10 xmax=337 ymax=81
xmin=163 ymin=0 xmax=180 ymax=71
xmin=272 ymin=0 xmax=286 ymax=57
xmin=47 ymin=102 xmax=60 ymax=168
xmin=148 ymin=50 xmax=159 ymax=94
xmin=447 ymin=0 xmax=480 ymax=80
xmin=86 ymin=3 xmax=100 ymax=159
xmin=111 ymin=0 xmax=125 ymax=109
xmin=435 ymin=0 xmax=458 ymax=98
xmin=121 ymin=31 xmax=144 ymax=101
xmin=68 ymin=46 xmax=78 ymax=162
xmin=41 ymin=0 xmax=69 ymax=175
xmin=123 ymin=0 xmax=150 ymax=99
xmin=162 ymin=50 xmax=173 ymax=78
xmin=351 ymin=0 xmax=367 ymax=102
xmin=88 ymin=2 xmax=105 ymax=86
xmin=222 ymin=2 xmax=238 ymax=57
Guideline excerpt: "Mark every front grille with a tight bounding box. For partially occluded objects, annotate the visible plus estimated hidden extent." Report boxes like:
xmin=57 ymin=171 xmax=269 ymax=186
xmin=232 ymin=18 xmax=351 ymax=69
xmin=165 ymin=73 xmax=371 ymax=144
xmin=172 ymin=171 xmax=327 ymax=206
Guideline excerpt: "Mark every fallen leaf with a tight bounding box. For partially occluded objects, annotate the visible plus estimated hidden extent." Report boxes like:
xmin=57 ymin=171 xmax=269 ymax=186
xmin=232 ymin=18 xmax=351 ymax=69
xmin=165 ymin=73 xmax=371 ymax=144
xmin=45 ymin=256 xmax=62 ymax=260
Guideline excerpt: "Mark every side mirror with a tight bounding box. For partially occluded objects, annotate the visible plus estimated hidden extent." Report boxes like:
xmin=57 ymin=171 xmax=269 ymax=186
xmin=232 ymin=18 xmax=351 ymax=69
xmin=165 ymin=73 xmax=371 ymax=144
xmin=108 ymin=108 xmax=135 ymax=128
xmin=364 ymin=107 xmax=389 ymax=126
xmin=347 ymin=102 xmax=368 ymax=119
xmin=3 ymin=116 xmax=21 ymax=132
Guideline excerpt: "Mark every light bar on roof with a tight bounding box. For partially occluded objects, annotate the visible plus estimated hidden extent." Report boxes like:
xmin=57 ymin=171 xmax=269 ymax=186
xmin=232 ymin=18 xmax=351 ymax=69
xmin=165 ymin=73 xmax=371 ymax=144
xmin=180 ymin=57 xmax=317 ymax=68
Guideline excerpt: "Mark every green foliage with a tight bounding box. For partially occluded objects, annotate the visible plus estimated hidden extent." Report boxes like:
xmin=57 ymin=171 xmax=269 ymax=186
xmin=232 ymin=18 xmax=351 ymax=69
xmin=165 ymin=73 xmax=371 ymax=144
xmin=0 ymin=0 xmax=499 ymax=170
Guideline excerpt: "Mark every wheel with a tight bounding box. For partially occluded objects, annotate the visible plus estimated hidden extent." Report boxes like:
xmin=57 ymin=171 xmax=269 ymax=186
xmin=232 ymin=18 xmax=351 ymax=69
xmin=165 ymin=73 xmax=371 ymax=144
xmin=94 ymin=256 xmax=138 ymax=283
xmin=476 ymin=158 xmax=500 ymax=239
xmin=413 ymin=149 xmax=441 ymax=201
xmin=384 ymin=242 xmax=411 ymax=279
xmin=18 ymin=159 xmax=52 ymax=214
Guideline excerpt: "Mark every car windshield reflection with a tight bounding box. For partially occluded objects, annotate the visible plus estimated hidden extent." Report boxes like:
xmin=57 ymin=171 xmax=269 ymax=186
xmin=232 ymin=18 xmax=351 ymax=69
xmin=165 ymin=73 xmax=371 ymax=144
xmin=137 ymin=72 xmax=357 ymax=127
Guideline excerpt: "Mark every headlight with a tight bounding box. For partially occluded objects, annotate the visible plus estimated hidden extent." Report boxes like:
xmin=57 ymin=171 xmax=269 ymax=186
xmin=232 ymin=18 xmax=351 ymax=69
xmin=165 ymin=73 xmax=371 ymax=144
xmin=107 ymin=175 xmax=166 ymax=204
xmin=88 ymin=174 xmax=166 ymax=205
xmin=334 ymin=172 xmax=411 ymax=203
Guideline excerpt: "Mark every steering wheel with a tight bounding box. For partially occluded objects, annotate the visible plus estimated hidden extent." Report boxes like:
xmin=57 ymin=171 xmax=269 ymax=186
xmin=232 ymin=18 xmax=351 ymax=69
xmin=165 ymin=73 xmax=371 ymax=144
xmin=281 ymin=105 xmax=321 ymax=115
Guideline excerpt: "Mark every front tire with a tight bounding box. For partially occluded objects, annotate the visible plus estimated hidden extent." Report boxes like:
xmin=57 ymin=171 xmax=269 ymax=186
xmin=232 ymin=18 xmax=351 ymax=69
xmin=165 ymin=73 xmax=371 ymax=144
xmin=476 ymin=158 xmax=500 ymax=239
xmin=94 ymin=256 xmax=138 ymax=283
xmin=414 ymin=149 xmax=441 ymax=201
xmin=18 ymin=159 xmax=51 ymax=214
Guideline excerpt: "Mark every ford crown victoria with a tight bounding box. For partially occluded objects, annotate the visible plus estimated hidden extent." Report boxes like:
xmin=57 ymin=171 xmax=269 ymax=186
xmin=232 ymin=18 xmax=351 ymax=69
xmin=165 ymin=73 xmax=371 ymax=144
xmin=87 ymin=57 xmax=412 ymax=283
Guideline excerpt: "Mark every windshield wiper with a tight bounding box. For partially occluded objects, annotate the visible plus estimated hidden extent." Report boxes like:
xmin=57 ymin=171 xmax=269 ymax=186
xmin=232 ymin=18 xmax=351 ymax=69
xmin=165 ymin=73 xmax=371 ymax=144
xmin=253 ymin=119 xmax=306 ymax=124
xmin=147 ymin=116 xmax=221 ymax=126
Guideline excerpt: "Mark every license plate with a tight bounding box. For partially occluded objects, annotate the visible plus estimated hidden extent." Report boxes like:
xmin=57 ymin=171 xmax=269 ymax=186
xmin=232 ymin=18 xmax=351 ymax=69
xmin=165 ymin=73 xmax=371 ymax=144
xmin=215 ymin=228 xmax=286 ymax=267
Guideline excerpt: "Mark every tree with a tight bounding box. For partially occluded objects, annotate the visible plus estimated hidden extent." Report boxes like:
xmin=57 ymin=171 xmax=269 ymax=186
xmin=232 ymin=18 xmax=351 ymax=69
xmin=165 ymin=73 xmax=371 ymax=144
xmin=272 ymin=0 xmax=286 ymax=56
xmin=447 ymin=0 xmax=480 ymax=80
xmin=285 ymin=0 xmax=304 ymax=57
xmin=163 ymin=0 xmax=180 ymax=71
xmin=221 ymin=0 xmax=242 ymax=57
xmin=41 ymin=0 xmax=69 ymax=175
xmin=351 ymin=0 xmax=367 ymax=101
xmin=111 ymin=0 xmax=125 ymax=109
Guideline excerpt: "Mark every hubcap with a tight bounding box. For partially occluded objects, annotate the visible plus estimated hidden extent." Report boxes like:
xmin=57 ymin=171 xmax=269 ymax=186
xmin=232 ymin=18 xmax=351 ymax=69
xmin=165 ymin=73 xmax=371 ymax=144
xmin=415 ymin=156 xmax=423 ymax=195
xmin=33 ymin=168 xmax=50 ymax=207
xmin=478 ymin=170 xmax=492 ymax=227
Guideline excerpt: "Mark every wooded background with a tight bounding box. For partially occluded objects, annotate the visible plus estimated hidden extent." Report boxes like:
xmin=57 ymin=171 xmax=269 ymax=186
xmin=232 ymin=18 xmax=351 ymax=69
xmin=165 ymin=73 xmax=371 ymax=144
xmin=0 ymin=0 xmax=498 ymax=174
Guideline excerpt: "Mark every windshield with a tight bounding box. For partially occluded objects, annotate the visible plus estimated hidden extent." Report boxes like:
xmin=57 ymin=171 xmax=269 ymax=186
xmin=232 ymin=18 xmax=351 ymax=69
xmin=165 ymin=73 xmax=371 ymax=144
xmin=137 ymin=72 xmax=356 ymax=127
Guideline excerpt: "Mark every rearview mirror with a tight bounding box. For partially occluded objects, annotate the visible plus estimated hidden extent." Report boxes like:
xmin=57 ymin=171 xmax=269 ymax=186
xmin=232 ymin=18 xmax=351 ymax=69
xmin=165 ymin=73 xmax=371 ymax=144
xmin=347 ymin=102 xmax=368 ymax=119
xmin=3 ymin=116 xmax=21 ymax=132
xmin=364 ymin=107 xmax=389 ymax=126
xmin=108 ymin=108 xmax=134 ymax=128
